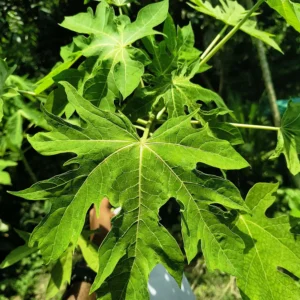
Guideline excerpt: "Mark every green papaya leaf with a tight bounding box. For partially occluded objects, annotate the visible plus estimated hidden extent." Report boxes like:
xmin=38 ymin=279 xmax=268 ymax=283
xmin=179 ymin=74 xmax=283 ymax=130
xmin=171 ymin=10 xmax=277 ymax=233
xmin=208 ymin=122 xmax=244 ymax=145
xmin=266 ymin=0 xmax=300 ymax=33
xmin=78 ymin=234 xmax=99 ymax=272
xmin=233 ymin=183 xmax=300 ymax=299
xmin=12 ymin=82 xmax=249 ymax=299
xmin=270 ymin=101 xmax=300 ymax=175
xmin=46 ymin=246 xmax=73 ymax=299
xmin=189 ymin=0 xmax=282 ymax=52
xmin=61 ymin=0 xmax=168 ymax=99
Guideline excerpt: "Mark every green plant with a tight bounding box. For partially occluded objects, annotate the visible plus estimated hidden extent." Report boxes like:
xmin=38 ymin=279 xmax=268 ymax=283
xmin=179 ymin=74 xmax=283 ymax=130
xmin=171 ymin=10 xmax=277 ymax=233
xmin=2 ymin=0 xmax=300 ymax=299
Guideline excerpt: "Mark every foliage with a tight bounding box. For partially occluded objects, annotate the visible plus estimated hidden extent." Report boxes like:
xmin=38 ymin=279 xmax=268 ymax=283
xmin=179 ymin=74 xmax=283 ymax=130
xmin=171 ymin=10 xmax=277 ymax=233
xmin=189 ymin=0 xmax=281 ymax=51
xmin=1 ymin=0 xmax=300 ymax=299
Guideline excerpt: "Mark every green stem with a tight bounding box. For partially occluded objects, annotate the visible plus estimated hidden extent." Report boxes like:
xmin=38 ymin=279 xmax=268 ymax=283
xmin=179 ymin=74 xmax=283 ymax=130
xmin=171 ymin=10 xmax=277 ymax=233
xmin=119 ymin=6 xmax=123 ymax=16
xmin=141 ymin=114 xmax=155 ymax=142
xmin=134 ymin=125 xmax=145 ymax=131
xmin=21 ymin=152 xmax=38 ymax=183
xmin=199 ymin=0 xmax=265 ymax=68
xmin=191 ymin=120 xmax=279 ymax=131
xmin=229 ymin=123 xmax=279 ymax=131
xmin=200 ymin=25 xmax=229 ymax=60
xmin=137 ymin=118 xmax=148 ymax=126
xmin=18 ymin=90 xmax=47 ymax=99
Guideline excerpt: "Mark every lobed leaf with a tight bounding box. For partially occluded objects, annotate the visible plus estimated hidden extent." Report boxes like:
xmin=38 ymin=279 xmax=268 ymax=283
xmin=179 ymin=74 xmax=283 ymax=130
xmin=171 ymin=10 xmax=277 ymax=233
xmin=233 ymin=183 xmax=300 ymax=299
xmin=189 ymin=0 xmax=282 ymax=52
xmin=12 ymin=83 xmax=249 ymax=299
xmin=60 ymin=0 xmax=168 ymax=99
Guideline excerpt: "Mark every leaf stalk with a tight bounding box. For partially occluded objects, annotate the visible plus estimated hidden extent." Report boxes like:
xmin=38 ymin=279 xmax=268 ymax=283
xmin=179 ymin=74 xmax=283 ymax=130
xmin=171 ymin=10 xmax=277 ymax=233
xmin=200 ymin=24 xmax=229 ymax=60
xmin=199 ymin=0 xmax=266 ymax=67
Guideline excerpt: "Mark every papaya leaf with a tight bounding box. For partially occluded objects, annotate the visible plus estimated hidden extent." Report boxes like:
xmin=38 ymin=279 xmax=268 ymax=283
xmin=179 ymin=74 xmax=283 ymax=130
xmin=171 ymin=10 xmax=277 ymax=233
xmin=46 ymin=246 xmax=73 ymax=300
xmin=12 ymin=82 xmax=249 ymax=299
xmin=270 ymin=101 xmax=300 ymax=175
xmin=189 ymin=0 xmax=282 ymax=52
xmin=266 ymin=0 xmax=300 ymax=33
xmin=61 ymin=0 xmax=168 ymax=99
xmin=78 ymin=234 xmax=99 ymax=272
xmin=233 ymin=183 xmax=300 ymax=299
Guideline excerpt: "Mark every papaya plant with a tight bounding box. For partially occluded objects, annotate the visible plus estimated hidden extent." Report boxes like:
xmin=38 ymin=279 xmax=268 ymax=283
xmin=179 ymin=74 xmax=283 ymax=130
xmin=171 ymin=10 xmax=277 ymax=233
xmin=1 ymin=0 xmax=300 ymax=299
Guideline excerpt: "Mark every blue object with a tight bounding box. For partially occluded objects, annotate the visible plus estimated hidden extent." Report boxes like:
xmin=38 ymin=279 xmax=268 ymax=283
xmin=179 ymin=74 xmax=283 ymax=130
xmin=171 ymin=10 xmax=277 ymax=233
xmin=276 ymin=98 xmax=300 ymax=115
xmin=148 ymin=264 xmax=195 ymax=300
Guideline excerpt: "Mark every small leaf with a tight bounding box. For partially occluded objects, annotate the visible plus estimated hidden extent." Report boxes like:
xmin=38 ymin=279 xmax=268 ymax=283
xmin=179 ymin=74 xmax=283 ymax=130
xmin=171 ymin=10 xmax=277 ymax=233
xmin=233 ymin=183 xmax=300 ymax=299
xmin=270 ymin=101 xmax=300 ymax=175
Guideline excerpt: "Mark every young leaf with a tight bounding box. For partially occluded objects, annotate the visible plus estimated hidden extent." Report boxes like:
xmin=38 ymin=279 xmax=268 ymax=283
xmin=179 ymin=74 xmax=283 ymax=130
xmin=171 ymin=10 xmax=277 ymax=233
xmin=266 ymin=0 xmax=300 ymax=33
xmin=270 ymin=101 xmax=300 ymax=175
xmin=61 ymin=0 xmax=168 ymax=99
xmin=12 ymin=83 xmax=249 ymax=299
xmin=233 ymin=183 xmax=300 ymax=299
xmin=189 ymin=0 xmax=282 ymax=52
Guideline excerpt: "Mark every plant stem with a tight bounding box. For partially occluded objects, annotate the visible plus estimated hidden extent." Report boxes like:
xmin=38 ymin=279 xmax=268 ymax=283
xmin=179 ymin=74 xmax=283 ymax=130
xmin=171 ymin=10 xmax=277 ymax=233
xmin=229 ymin=122 xmax=279 ymax=131
xmin=137 ymin=118 xmax=148 ymax=126
xmin=191 ymin=120 xmax=279 ymax=131
xmin=134 ymin=125 xmax=145 ymax=131
xmin=21 ymin=152 xmax=38 ymax=183
xmin=199 ymin=0 xmax=265 ymax=68
xmin=18 ymin=90 xmax=47 ymax=99
xmin=141 ymin=114 xmax=155 ymax=142
xmin=140 ymin=78 xmax=145 ymax=88
xmin=119 ymin=7 xmax=123 ymax=16
xmin=200 ymin=25 xmax=229 ymax=60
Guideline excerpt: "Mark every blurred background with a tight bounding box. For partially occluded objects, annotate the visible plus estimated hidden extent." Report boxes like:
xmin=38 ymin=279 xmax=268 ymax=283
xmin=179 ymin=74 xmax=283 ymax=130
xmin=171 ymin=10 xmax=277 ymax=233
xmin=0 ymin=0 xmax=300 ymax=299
